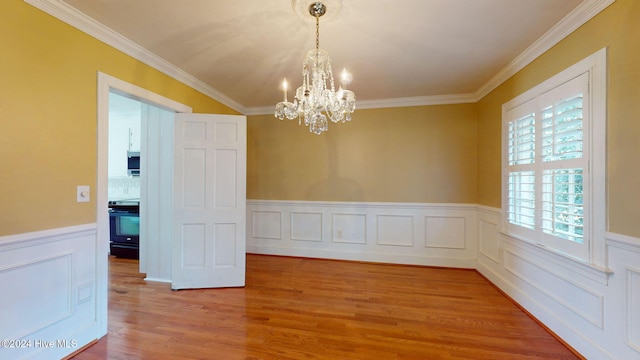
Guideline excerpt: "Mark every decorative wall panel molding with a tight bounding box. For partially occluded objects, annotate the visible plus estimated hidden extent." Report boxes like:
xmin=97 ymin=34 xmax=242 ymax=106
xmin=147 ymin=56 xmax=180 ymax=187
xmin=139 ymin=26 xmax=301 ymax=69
xmin=0 ymin=224 xmax=100 ymax=360
xmin=291 ymin=212 xmax=323 ymax=242
xmin=332 ymin=214 xmax=366 ymax=244
xmin=476 ymin=207 xmax=501 ymax=264
xmin=627 ymin=267 xmax=640 ymax=352
xmin=252 ymin=210 xmax=282 ymax=240
xmin=247 ymin=200 xmax=477 ymax=268
xmin=425 ymin=216 xmax=466 ymax=249
xmin=377 ymin=215 xmax=414 ymax=247
xmin=479 ymin=217 xmax=500 ymax=262
xmin=0 ymin=253 xmax=73 ymax=339
xmin=503 ymin=248 xmax=604 ymax=328
xmin=501 ymin=232 xmax=611 ymax=286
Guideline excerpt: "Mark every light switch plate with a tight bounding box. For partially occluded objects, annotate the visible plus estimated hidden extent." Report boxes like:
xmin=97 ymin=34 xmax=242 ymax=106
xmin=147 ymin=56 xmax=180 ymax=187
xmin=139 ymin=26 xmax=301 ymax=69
xmin=77 ymin=185 xmax=90 ymax=203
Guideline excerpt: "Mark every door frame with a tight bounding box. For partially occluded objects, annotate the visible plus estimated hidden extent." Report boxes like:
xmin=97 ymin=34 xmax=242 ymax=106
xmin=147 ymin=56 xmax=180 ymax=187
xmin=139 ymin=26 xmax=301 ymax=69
xmin=96 ymin=72 xmax=192 ymax=336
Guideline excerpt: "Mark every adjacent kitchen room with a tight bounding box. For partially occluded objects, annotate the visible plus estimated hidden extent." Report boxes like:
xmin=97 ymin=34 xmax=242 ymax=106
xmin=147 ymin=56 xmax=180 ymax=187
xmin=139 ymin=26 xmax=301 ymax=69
xmin=107 ymin=92 xmax=142 ymax=260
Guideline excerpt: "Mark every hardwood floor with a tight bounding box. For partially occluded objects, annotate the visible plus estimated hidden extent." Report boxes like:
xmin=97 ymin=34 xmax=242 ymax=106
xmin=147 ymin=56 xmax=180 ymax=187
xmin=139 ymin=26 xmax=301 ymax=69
xmin=72 ymin=255 xmax=581 ymax=359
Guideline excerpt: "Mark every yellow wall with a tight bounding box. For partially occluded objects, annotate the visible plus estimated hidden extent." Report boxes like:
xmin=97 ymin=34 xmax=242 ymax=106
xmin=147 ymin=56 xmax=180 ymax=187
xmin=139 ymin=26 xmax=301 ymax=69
xmin=477 ymin=0 xmax=640 ymax=237
xmin=0 ymin=1 xmax=237 ymax=236
xmin=248 ymin=104 xmax=478 ymax=203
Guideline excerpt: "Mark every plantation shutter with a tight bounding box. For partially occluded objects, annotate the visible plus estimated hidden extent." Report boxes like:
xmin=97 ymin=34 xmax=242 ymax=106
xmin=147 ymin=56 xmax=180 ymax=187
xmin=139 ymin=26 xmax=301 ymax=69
xmin=506 ymin=99 xmax=537 ymax=235
xmin=504 ymin=73 xmax=590 ymax=257
xmin=538 ymin=73 xmax=589 ymax=256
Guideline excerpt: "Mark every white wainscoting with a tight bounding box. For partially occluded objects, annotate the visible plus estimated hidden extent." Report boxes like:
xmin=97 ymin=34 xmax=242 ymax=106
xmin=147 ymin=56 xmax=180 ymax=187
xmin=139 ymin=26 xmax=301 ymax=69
xmin=476 ymin=206 xmax=640 ymax=360
xmin=247 ymin=200 xmax=478 ymax=268
xmin=626 ymin=266 xmax=640 ymax=352
xmin=5 ymin=206 xmax=637 ymax=360
xmin=0 ymin=224 xmax=101 ymax=360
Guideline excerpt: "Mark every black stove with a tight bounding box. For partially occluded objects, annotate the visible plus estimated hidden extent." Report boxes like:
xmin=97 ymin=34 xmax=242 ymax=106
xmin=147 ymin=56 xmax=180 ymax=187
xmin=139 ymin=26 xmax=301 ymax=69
xmin=108 ymin=198 xmax=140 ymax=259
xmin=108 ymin=198 xmax=140 ymax=212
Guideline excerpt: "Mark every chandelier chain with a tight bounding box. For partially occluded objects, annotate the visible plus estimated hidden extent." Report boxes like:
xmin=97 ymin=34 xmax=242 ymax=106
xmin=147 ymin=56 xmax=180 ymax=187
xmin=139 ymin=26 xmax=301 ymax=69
xmin=315 ymin=14 xmax=320 ymax=51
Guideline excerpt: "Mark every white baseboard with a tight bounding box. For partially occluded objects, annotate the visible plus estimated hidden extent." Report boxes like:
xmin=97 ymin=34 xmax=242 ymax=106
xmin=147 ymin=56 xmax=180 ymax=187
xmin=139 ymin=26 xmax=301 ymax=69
xmin=247 ymin=244 xmax=476 ymax=268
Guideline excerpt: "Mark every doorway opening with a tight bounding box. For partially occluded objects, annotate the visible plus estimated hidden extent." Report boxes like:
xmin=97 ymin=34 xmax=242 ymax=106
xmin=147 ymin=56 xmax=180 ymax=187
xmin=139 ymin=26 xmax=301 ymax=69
xmin=96 ymin=72 xmax=247 ymax=339
xmin=96 ymin=72 xmax=192 ymax=337
xmin=107 ymin=90 xmax=177 ymax=282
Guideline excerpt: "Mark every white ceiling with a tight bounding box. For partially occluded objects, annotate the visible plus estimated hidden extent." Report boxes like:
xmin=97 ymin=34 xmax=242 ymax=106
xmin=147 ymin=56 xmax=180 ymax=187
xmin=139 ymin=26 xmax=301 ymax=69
xmin=54 ymin=0 xmax=587 ymax=113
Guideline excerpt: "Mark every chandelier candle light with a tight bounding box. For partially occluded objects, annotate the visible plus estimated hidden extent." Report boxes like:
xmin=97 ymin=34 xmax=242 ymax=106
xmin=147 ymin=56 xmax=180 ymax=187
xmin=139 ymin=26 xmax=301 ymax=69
xmin=275 ymin=1 xmax=356 ymax=135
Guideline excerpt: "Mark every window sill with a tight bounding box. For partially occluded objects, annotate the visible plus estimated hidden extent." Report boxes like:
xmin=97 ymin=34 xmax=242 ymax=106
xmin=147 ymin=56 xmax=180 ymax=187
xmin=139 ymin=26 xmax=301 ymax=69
xmin=499 ymin=231 xmax=613 ymax=286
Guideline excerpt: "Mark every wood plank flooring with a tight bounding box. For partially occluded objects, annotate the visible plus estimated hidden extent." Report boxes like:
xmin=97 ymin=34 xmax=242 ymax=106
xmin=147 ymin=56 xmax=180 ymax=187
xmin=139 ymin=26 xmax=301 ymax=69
xmin=72 ymin=255 xmax=581 ymax=359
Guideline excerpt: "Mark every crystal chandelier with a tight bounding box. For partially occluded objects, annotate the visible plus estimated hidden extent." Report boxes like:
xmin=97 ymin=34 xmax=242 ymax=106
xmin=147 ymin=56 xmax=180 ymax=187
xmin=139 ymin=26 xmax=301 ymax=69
xmin=275 ymin=2 xmax=356 ymax=135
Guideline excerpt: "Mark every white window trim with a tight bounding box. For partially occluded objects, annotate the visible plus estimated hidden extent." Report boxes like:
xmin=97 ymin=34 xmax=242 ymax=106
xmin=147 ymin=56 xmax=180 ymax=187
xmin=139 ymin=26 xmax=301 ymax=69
xmin=501 ymin=47 xmax=607 ymax=268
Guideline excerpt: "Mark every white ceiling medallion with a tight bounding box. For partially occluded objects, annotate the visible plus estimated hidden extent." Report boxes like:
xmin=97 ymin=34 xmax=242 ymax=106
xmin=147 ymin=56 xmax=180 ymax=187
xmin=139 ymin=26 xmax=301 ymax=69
xmin=292 ymin=0 xmax=344 ymax=23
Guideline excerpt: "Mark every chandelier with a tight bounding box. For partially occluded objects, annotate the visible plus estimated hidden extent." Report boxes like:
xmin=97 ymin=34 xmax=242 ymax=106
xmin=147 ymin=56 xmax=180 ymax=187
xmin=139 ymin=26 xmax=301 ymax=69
xmin=275 ymin=2 xmax=356 ymax=135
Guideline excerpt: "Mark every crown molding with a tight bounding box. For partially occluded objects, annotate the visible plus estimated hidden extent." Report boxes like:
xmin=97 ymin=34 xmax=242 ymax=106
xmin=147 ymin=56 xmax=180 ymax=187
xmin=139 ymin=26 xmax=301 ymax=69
xmin=244 ymin=106 xmax=276 ymax=116
xmin=474 ymin=0 xmax=615 ymax=100
xmin=24 ymin=0 xmax=614 ymax=113
xmin=355 ymin=93 xmax=478 ymax=109
xmin=244 ymin=93 xmax=477 ymax=116
xmin=24 ymin=0 xmax=247 ymax=114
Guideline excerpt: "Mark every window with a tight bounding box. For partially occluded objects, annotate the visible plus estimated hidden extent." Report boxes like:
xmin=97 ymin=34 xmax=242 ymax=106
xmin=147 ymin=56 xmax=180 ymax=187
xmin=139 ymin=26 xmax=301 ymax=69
xmin=502 ymin=49 xmax=606 ymax=264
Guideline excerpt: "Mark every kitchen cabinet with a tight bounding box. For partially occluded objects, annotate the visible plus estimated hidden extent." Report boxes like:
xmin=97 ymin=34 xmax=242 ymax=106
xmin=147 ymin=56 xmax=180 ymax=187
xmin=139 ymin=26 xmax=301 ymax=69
xmin=128 ymin=127 xmax=140 ymax=152
xmin=108 ymin=93 xmax=141 ymax=177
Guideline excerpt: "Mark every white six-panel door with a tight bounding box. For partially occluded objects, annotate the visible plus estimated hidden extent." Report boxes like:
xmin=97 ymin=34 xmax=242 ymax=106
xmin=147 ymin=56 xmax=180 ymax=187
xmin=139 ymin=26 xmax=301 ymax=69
xmin=172 ymin=113 xmax=246 ymax=290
